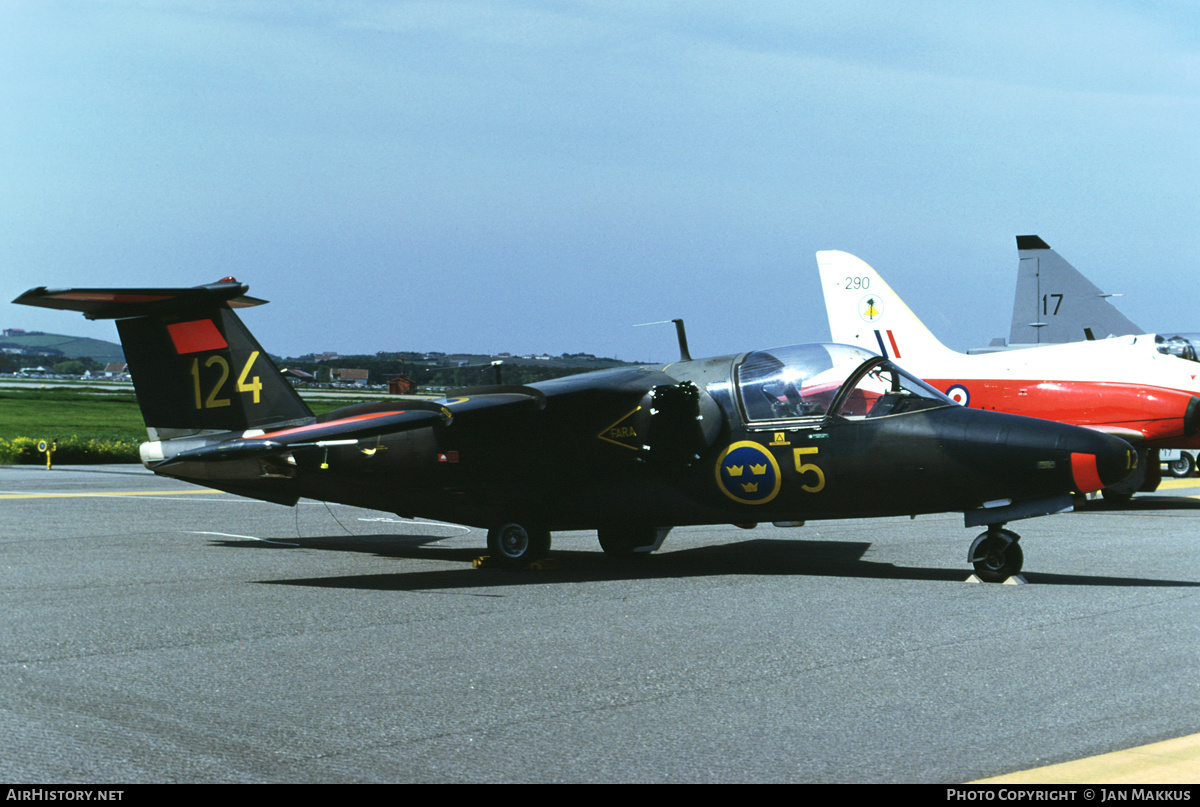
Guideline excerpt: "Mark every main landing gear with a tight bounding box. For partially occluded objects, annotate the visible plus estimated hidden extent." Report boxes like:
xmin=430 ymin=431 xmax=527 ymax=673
xmin=596 ymin=525 xmax=661 ymax=558
xmin=486 ymin=521 xmax=551 ymax=567
xmin=968 ymin=525 xmax=1024 ymax=583
xmin=482 ymin=522 xmax=667 ymax=568
xmin=1166 ymin=451 xmax=1195 ymax=478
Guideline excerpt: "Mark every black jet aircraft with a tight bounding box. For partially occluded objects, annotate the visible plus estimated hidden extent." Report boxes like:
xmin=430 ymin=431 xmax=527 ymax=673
xmin=14 ymin=279 xmax=1135 ymax=581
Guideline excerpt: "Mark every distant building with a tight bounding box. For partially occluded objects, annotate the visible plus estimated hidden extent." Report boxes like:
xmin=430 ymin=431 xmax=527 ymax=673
xmin=387 ymin=376 xmax=416 ymax=395
xmin=331 ymin=368 xmax=369 ymax=386
xmin=281 ymin=368 xmax=317 ymax=384
xmin=103 ymin=362 xmax=128 ymax=378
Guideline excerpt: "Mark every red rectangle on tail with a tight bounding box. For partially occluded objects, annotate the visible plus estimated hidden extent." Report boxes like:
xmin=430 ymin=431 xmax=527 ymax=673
xmin=168 ymin=319 xmax=227 ymax=354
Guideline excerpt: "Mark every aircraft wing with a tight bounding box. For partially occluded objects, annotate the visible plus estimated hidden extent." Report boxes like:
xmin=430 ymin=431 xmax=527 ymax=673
xmin=154 ymin=405 xmax=454 ymax=468
xmin=152 ymin=387 xmax=560 ymax=472
xmin=1083 ymin=424 xmax=1147 ymax=443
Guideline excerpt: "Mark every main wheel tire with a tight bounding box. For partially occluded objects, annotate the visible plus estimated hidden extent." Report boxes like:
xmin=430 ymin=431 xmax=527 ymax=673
xmin=597 ymin=525 xmax=658 ymax=557
xmin=487 ymin=522 xmax=550 ymax=566
xmin=1168 ymin=455 xmax=1194 ymax=478
xmin=969 ymin=529 xmax=1024 ymax=583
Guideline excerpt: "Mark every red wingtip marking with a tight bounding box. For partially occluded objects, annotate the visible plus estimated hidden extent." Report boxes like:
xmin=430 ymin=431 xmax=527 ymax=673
xmin=1071 ymin=452 xmax=1104 ymax=494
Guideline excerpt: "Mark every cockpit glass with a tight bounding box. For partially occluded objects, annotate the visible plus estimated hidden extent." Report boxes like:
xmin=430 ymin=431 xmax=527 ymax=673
xmin=735 ymin=344 xmax=953 ymax=422
xmin=1156 ymin=334 xmax=1200 ymax=363
xmin=832 ymin=359 xmax=954 ymax=419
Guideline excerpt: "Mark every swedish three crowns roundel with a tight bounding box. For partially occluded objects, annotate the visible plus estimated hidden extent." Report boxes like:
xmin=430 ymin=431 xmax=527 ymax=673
xmin=715 ymin=441 xmax=782 ymax=505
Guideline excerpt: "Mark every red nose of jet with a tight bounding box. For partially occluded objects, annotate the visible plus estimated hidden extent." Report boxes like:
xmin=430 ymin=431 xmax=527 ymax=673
xmin=1069 ymin=433 xmax=1137 ymax=493
xmin=949 ymin=409 xmax=1136 ymax=500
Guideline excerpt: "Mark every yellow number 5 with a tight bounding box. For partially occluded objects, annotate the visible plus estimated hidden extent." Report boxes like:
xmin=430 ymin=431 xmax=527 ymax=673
xmin=793 ymin=447 xmax=826 ymax=493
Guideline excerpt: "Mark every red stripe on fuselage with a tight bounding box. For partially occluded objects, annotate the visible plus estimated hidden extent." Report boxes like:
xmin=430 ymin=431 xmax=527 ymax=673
xmin=926 ymin=378 xmax=1200 ymax=447
xmin=251 ymin=411 xmax=408 ymax=440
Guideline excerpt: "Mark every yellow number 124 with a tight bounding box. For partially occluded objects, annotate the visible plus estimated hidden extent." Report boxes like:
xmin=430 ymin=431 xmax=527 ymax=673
xmin=190 ymin=351 xmax=262 ymax=410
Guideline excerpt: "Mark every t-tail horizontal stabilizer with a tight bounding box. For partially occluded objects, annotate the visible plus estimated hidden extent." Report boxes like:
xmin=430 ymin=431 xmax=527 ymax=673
xmin=13 ymin=279 xmax=313 ymax=440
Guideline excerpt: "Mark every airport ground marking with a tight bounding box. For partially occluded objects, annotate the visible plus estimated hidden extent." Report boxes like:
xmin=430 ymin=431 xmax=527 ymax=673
xmin=187 ymin=530 xmax=298 ymax=546
xmin=970 ymin=731 xmax=1200 ymax=784
xmin=1155 ymin=477 xmax=1200 ymax=490
xmin=0 ymin=489 xmax=221 ymax=500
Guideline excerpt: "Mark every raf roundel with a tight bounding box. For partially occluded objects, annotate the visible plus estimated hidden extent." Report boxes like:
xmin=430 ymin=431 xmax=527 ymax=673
xmin=715 ymin=441 xmax=782 ymax=505
xmin=946 ymin=384 xmax=970 ymax=406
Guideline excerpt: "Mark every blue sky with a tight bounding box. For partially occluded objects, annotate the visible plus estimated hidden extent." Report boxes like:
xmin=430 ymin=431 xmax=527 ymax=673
xmin=4 ymin=1 xmax=1198 ymax=362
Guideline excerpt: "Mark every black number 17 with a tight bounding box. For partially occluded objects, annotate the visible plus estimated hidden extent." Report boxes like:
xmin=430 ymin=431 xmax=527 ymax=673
xmin=1042 ymin=293 xmax=1063 ymax=316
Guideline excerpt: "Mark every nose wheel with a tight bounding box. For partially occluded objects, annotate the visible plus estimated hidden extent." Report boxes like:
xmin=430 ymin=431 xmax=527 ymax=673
xmin=968 ymin=526 xmax=1023 ymax=583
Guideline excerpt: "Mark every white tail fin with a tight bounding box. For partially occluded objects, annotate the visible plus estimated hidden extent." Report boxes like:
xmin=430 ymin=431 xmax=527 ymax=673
xmin=816 ymin=250 xmax=960 ymax=374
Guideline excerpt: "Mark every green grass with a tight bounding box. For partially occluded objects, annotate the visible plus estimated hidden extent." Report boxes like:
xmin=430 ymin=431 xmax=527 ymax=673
xmin=1 ymin=388 xmax=147 ymax=440
xmin=0 ymin=386 xmax=380 ymax=464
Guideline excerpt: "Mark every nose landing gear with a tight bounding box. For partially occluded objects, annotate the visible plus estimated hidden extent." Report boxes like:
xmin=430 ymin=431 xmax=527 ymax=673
xmin=968 ymin=526 xmax=1024 ymax=583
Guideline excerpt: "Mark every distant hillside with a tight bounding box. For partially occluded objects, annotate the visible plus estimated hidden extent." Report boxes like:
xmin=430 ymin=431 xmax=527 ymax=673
xmin=0 ymin=332 xmax=125 ymax=363
xmin=0 ymin=330 xmax=640 ymax=385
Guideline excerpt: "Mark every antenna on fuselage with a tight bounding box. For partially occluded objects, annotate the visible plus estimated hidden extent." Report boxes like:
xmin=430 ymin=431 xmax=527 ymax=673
xmin=635 ymin=318 xmax=693 ymax=362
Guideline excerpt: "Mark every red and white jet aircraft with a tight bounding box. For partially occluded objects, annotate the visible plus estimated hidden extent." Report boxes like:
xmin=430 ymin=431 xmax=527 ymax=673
xmin=817 ymin=249 xmax=1200 ymax=496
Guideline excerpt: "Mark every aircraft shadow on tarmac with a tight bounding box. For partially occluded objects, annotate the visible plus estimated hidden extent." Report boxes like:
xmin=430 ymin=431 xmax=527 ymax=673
xmin=204 ymin=535 xmax=1200 ymax=592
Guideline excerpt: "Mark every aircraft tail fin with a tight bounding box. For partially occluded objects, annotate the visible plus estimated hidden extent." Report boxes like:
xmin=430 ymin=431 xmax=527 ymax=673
xmin=1011 ymin=235 xmax=1143 ymax=344
xmin=816 ymin=250 xmax=960 ymax=371
xmin=13 ymin=279 xmax=314 ymax=440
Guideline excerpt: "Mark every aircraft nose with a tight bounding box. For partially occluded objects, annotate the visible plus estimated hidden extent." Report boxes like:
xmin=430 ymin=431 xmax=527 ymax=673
xmin=967 ymin=410 xmax=1136 ymax=496
xmin=1066 ymin=431 xmax=1135 ymax=493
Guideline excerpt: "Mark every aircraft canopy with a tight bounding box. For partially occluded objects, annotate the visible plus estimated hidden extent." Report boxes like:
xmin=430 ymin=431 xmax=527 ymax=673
xmin=735 ymin=343 xmax=954 ymax=423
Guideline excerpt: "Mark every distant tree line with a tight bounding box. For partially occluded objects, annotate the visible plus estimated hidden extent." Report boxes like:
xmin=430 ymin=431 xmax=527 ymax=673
xmin=2 ymin=354 xmax=106 ymax=376
xmin=0 ymin=348 xmax=635 ymax=390
xmin=279 ymin=352 xmax=634 ymax=389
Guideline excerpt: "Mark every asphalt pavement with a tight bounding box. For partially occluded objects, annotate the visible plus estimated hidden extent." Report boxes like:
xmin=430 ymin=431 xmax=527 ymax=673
xmin=3 ymin=464 xmax=1199 ymax=783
